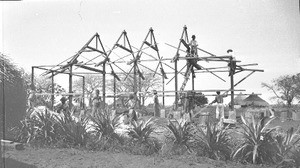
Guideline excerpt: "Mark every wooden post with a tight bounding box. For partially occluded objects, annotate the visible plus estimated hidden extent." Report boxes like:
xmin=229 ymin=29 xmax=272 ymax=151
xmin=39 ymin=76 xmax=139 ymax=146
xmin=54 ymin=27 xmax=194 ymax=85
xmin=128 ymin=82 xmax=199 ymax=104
xmin=82 ymin=76 xmax=85 ymax=109
xmin=68 ymin=65 xmax=73 ymax=109
xmin=51 ymin=72 xmax=54 ymax=110
xmin=162 ymin=75 xmax=165 ymax=108
xmin=31 ymin=67 xmax=35 ymax=86
xmin=230 ymin=57 xmax=234 ymax=111
xmin=102 ymin=64 xmax=106 ymax=109
xmin=174 ymin=60 xmax=178 ymax=110
xmin=192 ymin=71 xmax=195 ymax=91
xmin=113 ymin=76 xmax=116 ymax=109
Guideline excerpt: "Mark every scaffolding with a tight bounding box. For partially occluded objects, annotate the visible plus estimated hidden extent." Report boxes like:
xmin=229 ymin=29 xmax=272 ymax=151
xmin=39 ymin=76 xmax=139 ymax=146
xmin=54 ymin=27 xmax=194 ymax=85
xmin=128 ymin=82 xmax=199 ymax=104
xmin=31 ymin=26 xmax=264 ymax=112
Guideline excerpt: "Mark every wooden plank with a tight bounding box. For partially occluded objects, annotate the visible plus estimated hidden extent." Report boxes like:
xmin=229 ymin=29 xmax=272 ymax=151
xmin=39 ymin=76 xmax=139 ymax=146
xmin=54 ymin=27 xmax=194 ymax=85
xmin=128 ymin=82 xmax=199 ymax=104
xmin=1 ymin=140 xmax=24 ymax=150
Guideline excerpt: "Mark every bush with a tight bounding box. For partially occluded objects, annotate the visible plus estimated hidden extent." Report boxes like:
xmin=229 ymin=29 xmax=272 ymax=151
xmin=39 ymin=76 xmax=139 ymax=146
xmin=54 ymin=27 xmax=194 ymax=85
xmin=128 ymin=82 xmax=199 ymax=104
xmin=232 ymin=116 xmax=278 ymax=164
xmin=14 ymin=110 xmax=59 ymax=146
xmin=87 ymin=111 xmax=124 ymax=150
xmin=191 ymin=121 xmax=232 ymax=161
xmin=163 ymin=119 xmax=193 ymax=155
xmin=54 ymin=112 xmax=89 ymax=147
xmin=274 ymin=126 xmax=300 ymax=168
xmin=126 ymin=117 xmax=161 ymax=155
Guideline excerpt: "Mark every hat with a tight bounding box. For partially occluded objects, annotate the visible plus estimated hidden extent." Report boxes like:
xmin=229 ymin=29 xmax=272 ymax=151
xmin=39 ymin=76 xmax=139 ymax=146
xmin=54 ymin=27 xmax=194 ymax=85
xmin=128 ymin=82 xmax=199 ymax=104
xmin=153 ymin=90 xmax=157 ymax=94
xmin=227 ymin=49 xmax=233 ymax=53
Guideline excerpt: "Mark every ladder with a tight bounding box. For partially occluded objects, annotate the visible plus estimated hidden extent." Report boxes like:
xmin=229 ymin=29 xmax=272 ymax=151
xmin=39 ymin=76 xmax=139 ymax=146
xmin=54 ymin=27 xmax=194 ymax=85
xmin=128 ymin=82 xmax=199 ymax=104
xmin=179 ymin=65 xmax=193 ymax=92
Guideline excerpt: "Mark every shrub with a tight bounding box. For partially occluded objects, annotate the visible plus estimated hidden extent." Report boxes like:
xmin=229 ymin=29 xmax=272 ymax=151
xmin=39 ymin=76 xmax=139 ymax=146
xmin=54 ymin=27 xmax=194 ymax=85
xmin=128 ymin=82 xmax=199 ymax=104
xmin=192 ymin=121 xmax=232 ymax=161
xmin=87 ymin=111 xmax=124 ymax=151
xmin=54 ymin=112 xmax=89 ymax=147
xmin=14 ymin=110 xmax=59 ymax=146
xmin=163 ymin=119 xmax=193 ymax=155
xmin=275 ymin=126 xmax=300 ymax=168
xmin=232 ymin=116 xmax=278 ymax=164
xmin=126 ymin=117 xmax=160 ymax=155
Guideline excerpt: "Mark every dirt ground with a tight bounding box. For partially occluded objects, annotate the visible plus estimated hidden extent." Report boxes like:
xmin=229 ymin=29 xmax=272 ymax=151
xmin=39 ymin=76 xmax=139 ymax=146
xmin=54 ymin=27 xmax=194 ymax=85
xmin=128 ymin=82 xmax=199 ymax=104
xmin=3 ymin=147 xmax=273 ymax=168
xmin=2 ymin=117 xmax=298 ymax=168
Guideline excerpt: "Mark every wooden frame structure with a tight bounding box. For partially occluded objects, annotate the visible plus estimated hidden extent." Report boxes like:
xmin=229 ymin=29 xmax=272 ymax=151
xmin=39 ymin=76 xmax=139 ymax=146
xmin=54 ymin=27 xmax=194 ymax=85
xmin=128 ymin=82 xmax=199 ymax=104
xmin=31 ymin=26 xmax=264 ymax=112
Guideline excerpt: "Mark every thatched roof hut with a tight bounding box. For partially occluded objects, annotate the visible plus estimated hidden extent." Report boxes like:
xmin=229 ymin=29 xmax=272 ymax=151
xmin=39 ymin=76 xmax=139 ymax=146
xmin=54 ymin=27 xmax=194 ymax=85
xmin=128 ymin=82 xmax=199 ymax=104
xmin=230 ymin=92 xmax=247 ymax=105
xmin=241 ymin=93 xmax=269 ymax=107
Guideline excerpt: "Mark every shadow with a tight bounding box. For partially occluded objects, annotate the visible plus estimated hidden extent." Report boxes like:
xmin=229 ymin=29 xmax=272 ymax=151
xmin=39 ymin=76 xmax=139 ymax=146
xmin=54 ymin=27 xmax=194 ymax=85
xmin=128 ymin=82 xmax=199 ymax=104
xmin=2 ymin=158 xmax=37 ymax=168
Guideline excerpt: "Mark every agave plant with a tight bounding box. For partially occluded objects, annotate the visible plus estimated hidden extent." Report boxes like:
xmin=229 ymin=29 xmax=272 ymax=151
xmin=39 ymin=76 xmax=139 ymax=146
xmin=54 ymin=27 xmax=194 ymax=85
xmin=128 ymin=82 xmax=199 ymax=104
xmin=15 ymin=110 xmax=59 ymax=146
xmin=232 ymin=116 xmax=278 ymax=164
xmin=31 ymin=110 xmax=59 ymax=145
xmin=89 ymin=111 xmax=123 ymax=144
xmin=54 ymin=111 xmax=89 ymax=147
xmin=127 ymin=117 xmax=160 ymax=155
xmin=192 ymin=121 xmax=232 ymax=161
xmin=275 ymin=126 xmax=300 ymax=167
xmin=164 ymin=119 xmax=193 ymax=154
xmin=15 ymin=117 xmax=39 ymax=144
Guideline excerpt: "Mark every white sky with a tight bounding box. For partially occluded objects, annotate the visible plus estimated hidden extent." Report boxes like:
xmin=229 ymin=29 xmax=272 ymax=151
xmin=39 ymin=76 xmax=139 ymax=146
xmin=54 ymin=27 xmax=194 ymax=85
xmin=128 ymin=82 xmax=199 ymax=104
xmin=1 ymin=0 xmax=300 ymax=105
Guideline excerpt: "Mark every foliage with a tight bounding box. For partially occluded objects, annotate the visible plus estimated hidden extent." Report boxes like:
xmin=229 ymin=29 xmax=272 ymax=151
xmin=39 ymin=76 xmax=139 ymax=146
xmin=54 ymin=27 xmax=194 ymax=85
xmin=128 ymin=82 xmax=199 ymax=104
xmin=107 ymin=69 xmax=162 ymax=106
xmin=262 ymin=74 xmax=300 ymax=106
xmin=14 ymin=110 xmax=59 ymax=146
xmin=192 ymin=121 xmax=232 ymax=161
xmin=126 ymin=117 xmax=160 ymax=155
xmin=232 ymin=116 xmax=278 ymax=164
xmin=0 ymin=54 xmax=27 ymax=134
xmin=164 ymin=119 xmax=193 ymax=154
xmin=54 ymin=112 xmax=89 ymax=147
xmin=274 ymin=127 xmax=300 ymax=168
xmin=194 ymin=92 xmax=208 ymax=107
xmin=73 ymin=74 xmax=102 ymax=106
xmin=89 ymin=111 xmax=123 ymax=144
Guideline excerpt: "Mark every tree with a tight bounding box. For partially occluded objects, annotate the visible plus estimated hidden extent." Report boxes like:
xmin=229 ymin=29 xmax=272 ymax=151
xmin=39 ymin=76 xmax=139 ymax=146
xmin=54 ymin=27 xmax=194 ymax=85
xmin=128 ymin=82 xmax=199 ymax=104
xmin=194 ymin=92 xmax=208 ymax=107
xmin=0 ymin=53 xmax=27 ymax=137
xmin=262 ymin=74 xmax=300 ymax=106
xmin=107 ymin=70 xmax=162 ymax=106
xmin=73 ymin=74 xmax=102 ymax=106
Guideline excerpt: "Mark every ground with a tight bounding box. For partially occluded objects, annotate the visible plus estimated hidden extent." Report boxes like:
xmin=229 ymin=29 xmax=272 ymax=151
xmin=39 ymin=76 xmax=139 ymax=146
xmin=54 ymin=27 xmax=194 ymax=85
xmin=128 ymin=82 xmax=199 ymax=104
xmin=3 ymin=148 xmax=272 ymax=168
xmin=2 ymin=116 xmax=299 ymax=168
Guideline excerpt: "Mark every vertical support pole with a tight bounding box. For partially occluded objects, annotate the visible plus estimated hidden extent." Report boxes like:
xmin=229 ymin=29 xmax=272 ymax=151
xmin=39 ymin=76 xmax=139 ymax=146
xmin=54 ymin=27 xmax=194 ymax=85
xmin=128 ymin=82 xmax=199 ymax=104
xmin=82 ymin=76 xmax=85 ymax=109
xmin=133 ymin=63 xmax=137 ymax=94
xmin=174 ymin=60 xmax=178 ymax=110
xmin=230 ymin=57 xmax=234 ymax=111
xmin=192 ymin=71 xmax=195 ymax=91
xmin=102 ymin=64 xmax=106 ymax=109
xmin=51 ymin=72 xmax=55 ymax=110
xmin=162 ymin=75 xmax=165 ymax=108
xmin=69 ymin=66 xmax=73 ymax=109
xmin=2 ymin=59 xmax=6 ymax=140
xmin=113 ymin=76 xmax=116 ymax=109
xmin=31 ymin=67 xmax=35 ymax=86
xmin=139 ymin=76 xmax=141 ymax=108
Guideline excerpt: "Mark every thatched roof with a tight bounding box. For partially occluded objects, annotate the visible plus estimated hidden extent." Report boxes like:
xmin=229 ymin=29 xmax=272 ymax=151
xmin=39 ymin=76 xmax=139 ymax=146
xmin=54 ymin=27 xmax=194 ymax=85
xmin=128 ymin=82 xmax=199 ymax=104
xmin=241 ymin=93 xmax=269 ymax=107
xmin=230 ymin=92 xmax=247 ymax=105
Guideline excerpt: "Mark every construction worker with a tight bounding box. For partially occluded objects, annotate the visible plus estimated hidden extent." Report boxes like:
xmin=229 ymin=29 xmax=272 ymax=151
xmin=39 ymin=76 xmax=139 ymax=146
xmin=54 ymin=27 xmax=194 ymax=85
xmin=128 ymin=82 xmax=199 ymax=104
xmin=91 ymin=89 xmax=102 ymax=117
xmin=125 ymin=93 xmax=138 ymax=122
xmin=153 ymin=90 xmax=160 ymax=117
xmin=55 ymin=97 xmax=69 ymax=114
xmin=26 ymin=83 xmax=36 ymax=115
xmin=209 ymin=91 xmax=227 ymax=120
xmin=189 ymin=35 xmax=198 ymax=56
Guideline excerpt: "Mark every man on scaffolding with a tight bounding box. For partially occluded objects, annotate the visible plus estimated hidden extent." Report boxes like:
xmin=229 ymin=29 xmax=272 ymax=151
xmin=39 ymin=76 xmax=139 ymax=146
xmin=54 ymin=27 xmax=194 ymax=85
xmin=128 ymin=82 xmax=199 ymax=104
xmin=184 ymin=35 xmax=202 ymax=77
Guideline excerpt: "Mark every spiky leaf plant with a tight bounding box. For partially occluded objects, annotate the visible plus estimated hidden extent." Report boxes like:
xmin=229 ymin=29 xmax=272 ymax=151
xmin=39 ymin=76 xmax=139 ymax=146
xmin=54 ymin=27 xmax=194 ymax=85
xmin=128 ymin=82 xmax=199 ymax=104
xmin=88 ymin=111 xmax=124 ymax=149
xmin=127 ymin=117 xmax=160 ymax=155
xmin=275 ymin=126 xmax=300 ymax=168
xmin=232 ymin=116 xmax=278 ymax=164
xmin=164 ymin=119 xmax=193 ymax=154
xmin=55 ymin=111 xmax=89 ymax=147
xmin=192 ymin=121 xmax=232 ymax=160
xmin=15 ymin=110 xmax=59 ymax=146
xmin=31 ymin=110 xmax=59 ymax=145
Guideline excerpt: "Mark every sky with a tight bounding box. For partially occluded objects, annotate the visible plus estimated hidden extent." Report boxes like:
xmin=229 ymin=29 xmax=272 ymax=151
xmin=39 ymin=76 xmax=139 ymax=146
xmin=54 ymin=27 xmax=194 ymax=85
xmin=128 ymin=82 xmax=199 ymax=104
xmin=1 ymin=0 xmax=300 ymax=105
